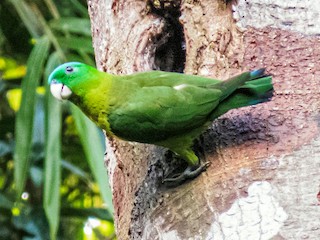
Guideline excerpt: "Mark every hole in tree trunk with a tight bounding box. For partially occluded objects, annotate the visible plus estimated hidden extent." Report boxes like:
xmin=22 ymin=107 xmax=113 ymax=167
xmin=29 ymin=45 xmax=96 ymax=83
xmin=148 ymin=0 xmax=186 ymax=73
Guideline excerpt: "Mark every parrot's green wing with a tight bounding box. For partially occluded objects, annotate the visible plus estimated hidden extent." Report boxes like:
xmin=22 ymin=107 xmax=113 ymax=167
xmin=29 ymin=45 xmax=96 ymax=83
xmin=108 ymin=71 xmax=223 ymax=143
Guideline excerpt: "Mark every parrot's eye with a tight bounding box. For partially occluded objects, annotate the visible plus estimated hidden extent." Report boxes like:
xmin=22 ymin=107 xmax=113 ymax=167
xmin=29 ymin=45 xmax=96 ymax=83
xmin=65 ymin=66 xmax=74 ymax=73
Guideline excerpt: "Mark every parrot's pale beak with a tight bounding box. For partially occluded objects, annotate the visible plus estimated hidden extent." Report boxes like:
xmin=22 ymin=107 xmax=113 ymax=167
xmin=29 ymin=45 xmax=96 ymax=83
xmin=50 ymin=81 xmax=72 ymax=100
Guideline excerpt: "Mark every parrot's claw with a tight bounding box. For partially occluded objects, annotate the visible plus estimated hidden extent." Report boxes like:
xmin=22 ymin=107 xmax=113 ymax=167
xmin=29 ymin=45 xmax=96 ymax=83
xmin=162 ymin=161 xmax=210 ymax=186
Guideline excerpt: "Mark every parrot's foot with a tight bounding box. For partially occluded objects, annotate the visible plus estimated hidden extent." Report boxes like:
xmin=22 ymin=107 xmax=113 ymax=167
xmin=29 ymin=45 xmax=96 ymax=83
xmin=162 ymin=161 xmax=210 ymax=186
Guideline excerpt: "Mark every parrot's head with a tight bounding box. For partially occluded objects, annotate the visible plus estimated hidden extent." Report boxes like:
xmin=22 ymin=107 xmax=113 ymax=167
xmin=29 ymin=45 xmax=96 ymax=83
xmin=48 ymin=62 xmax=96 ymax=101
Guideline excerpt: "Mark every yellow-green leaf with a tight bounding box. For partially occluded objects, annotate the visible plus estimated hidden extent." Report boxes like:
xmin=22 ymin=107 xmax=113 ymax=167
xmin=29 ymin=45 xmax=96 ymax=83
xmin=44 ymin=52 xmax=62 ymax=240
xmin=6 ymin=87 xmax=46 ymax=112
xmin=14 ymin=36 xmax=50 ymax=198
xmin=2 ymin=66 xmax=27 ymax=80
xmin=71 ymin=105 xmax=114 ymax=215
xmin=6 ymin=89 xmax=22 ymax=112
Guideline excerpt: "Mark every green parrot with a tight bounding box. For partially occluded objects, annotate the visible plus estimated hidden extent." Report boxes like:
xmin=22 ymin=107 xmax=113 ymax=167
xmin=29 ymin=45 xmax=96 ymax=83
xmin=49 ymin=62 xmax=273 ymax=183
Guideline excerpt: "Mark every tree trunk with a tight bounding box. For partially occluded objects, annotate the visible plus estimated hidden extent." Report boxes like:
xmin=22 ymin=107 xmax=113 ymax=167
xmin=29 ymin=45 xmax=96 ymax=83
xmin=88 ymin=0 xmax=320 ymax=239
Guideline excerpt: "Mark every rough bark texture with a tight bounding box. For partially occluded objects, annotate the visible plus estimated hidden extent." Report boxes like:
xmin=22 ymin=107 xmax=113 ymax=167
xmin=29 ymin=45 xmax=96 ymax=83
xmin=88 ymin=0 xmax=320 ymax=239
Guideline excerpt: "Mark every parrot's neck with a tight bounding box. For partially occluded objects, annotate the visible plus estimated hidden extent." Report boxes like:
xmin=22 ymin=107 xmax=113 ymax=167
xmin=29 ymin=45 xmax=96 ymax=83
xmin=70 ymin=74 xmax=114 ymax=136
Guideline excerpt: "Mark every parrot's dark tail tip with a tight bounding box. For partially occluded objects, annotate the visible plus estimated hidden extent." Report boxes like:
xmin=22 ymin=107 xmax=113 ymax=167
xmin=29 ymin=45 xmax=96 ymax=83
xmin=250 ymin=68 xmax=268 ymax=79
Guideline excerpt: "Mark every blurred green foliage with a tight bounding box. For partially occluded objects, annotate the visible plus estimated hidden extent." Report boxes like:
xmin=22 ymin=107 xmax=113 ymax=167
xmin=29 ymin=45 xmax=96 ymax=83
xmin=0 ymin=0 xmax=114 ymax=239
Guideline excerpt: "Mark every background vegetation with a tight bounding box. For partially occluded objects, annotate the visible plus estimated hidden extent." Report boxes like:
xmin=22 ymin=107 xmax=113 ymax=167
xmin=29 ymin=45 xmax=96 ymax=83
xmin=0 ymin=0 xmax=114 ymax=239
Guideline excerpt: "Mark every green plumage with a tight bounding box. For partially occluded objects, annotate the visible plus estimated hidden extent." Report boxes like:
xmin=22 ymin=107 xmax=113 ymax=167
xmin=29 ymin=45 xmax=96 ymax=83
xmin=49 ymin=62 xmax=273 ymax=179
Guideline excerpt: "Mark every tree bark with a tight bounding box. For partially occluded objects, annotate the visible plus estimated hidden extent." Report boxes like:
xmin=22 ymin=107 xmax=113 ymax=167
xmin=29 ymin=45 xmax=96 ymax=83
xmin=88 ymin=0 xmax=320 ymax=239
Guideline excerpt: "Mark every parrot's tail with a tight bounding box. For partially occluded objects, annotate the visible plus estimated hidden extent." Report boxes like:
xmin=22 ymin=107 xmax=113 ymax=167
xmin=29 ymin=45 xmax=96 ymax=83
xmin=210 ymin=69 xmax=273 ymax=119
xmin=237 ymin=69 xmax=273 ymax=104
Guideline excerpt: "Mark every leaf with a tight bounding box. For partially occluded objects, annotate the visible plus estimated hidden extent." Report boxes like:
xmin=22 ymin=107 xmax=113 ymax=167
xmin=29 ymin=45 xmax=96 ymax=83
xmin=49 ymin=18 xmax=92 ymax=36
xmin=9 ymin=0 xmax=43 ymax=38
xmin=61 ymin=207 xmax=113 ymax=222
xmin=6 ymin=87 xmax=46 ymax=112
xmin=2 ymin=66 xmax=26 ymax=80
xmin=0 ymin=57 xmax=26 ymax=80
xmin=32 ymin=95 xmax=45 ymax=145
xmin=69 ymin=0 xmax=90 ymax=17
xmin=65 ymin=52 xmax=95 ymax=66
xmin=12 ymin=206 xmax=50 ymax=240
xmin=0 ymin=57 xmax=17 ymax=70
xmin=0 ymin=193 xmax=13 ymax=210
xmin=43 ymin=52 xmax=63 ymax=240
xmin=57 ymin=36 xmax=94 ymax=53
xmin=71 ymin=105 xmax=114 ymax=214
xmin=6 ymin=89 xmax=21 ymax=112
xmin=14 ymin=37 xmax=50 ymax=198
xmin=61 ymin=160 xmax=91 ymax=182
